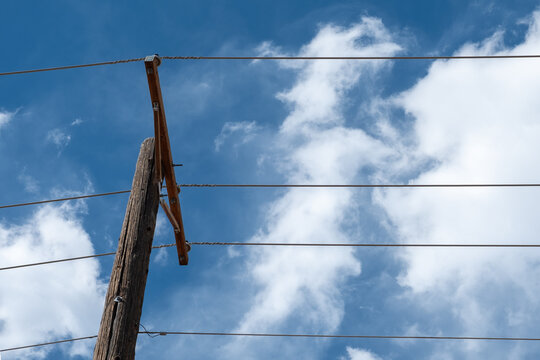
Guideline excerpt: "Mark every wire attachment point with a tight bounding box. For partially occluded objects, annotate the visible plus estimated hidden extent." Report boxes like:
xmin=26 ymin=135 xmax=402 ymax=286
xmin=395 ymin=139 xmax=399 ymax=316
xmin=144 ymin=54 xmax=162 ymax=66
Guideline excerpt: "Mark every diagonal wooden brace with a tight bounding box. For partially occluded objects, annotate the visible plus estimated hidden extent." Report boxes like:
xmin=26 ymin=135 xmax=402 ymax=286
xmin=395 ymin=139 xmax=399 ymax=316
xmin=145 ymin=55 xmax=189 ymax=265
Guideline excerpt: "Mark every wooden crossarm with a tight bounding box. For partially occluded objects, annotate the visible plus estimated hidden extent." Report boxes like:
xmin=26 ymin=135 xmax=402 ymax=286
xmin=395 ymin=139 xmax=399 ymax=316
xmin=144 ymin=55 xmax=189 ymax=265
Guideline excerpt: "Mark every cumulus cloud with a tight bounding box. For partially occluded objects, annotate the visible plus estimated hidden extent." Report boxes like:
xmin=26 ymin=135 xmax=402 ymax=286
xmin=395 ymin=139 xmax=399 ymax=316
xmin=225 ymin=17 xmax=401 ymax=358
xmin=214 ymin=121 xmax=260 ymax=152
xmin=0 ymin=203 xmax=106 ymax=359
xmin=373 ymin=10 xmax=540 ymax=358
xmin=253 ymin=41 xmax=288 ymax=61
xmin=223 ymin=11 xmax=540 ymax=359
xmin=345 ymin=347 xmax=382 ymax=360
xmin=141 ymin=11 xmax=540 ymax=360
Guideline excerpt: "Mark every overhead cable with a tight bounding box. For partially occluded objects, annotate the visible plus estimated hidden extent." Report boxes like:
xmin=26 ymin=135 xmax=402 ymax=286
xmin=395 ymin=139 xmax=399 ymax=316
xmin=180 ymin=183 xmax=540 ymax=188
xmin=0 ymin=243 xmax=175 ymax=271
xmin=4 ymin=330 xmax=540 ymax=353
xmin=163 ymin=55 xmax=540 ymax=60
xmin=190 ymin=241 xmax=540 ymax=248
xmin=3 ymin=183 xmax=540 ymax=210
xmin=140 ymin=330 xmax=540 ymax=341
xmin=0 ymin=190 xmax=131 ymax=209
xmin=0 ymin=251 xmax=117 ymax=271
xmin=2 ymin=54 xmax=540 ymax=77
xmin=0 ymin=335 xmax=97 ymax=353
xmin=0 ymin=58 xmax=144 ymax=77
xmin=3 ymin=241 xmax=540 ymax=272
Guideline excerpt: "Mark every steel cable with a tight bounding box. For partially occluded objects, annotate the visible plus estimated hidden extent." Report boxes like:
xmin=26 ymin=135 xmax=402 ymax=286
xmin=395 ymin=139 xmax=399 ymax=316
xmin=0 ymin=58 xmax=144 ymax=76
xmin=4 ymin=330 xmax=540 ymax=353
xmin=3 ymin=183 xmax=540 ymax=210
xmin=3 ymin=241 xmax=540 ymax=272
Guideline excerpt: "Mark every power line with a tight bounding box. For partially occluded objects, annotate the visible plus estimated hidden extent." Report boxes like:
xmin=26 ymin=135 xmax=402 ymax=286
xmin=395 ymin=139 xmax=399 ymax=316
xmin=0 ymin=190 xmax=131 ymax=209
xmin=0 ymin=335 xmax=97 ymax=353
xmin=4 ymin=330 xmax=539 ymax=353
xmin=0 ymin=243 xmax=175 ymax=271
xmin=180 ymin=183 xmax=540 ymax=188
xmin=0 ymin=58 xmax=144 ymax=77
xmin=0 ymin=251 xmax=116 ymax=270
xmin=3 ymin=241 xmax=540 ymax=272
xmin=163 ymin=55 xmax=540 ymax=60
xmin=4 ymin=183 xmax=540 ymax=210
xmin=140 ymin=330 xmax=540 ymax=342
xmin=191 ymin=241 xmax=540 ymax=248
xmin=2 ymin=54 xmax=540 ymax=77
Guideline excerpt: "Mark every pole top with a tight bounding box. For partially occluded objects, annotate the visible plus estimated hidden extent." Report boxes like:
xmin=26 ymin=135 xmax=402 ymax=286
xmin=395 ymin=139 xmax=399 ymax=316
xmin=144 ymin=54 xmax=162 ymax=66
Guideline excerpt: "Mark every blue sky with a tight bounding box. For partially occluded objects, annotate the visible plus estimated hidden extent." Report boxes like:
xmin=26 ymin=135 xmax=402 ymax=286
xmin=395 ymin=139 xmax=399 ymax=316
xmin=2 ymin=1 xmax=540 ymax=359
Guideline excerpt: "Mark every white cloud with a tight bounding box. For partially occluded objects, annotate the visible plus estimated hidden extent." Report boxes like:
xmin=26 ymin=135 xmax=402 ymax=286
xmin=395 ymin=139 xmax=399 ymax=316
xmin=222 ymin=11 xmax=540 ymax=359
xmin=17 ymin=172 xmax=39 ymax=194
xmin=71 ymin=118 xmax=83 ymax=126
xmin=153 ymin=247 xmax=169 ymax=265
xmin=136 ymin=11 xmax=540 ymax=360
xmin=252 ymin=41 xmax=288 ymax=64
xmin=373 ymin=9 xmax=540 ymax=357
xmin=154 ymin=212 xmax=167 ymax=238
xmin=167 ymin=77 xmax=214 ymax=117
xmin=345 ymin=347 xmax=383 ymax=360
xmin=0 ymin=110 xmax=14 ymax=132
xmin=152 ymin=214 xmax=170 ymax=266
xmin=46 ymin=128 xmax=71 ymax=149
xmin=214 ymin=121 xmax=260 ymax=152
xmin=225 ymin=17 xmax=401 ymax=358
xmin=0 ymin=203 xmax=106 ymax=358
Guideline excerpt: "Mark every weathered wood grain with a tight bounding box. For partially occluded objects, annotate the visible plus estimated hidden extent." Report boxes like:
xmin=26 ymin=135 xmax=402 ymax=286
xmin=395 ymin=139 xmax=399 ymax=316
xmin=93 ymin=138 xmax=159 ymax=360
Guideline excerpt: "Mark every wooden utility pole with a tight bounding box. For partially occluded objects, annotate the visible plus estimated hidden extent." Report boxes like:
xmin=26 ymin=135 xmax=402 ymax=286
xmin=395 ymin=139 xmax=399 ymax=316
xmin=93 ymin=138 xmax=160 ymax=360
xmin=93 ymin=55 xmax=189 ymax=359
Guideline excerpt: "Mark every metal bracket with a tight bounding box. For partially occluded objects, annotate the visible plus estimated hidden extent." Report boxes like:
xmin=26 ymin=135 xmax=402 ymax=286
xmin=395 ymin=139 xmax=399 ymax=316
xmin=144 ymin=54 xmax=162 ymax=65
